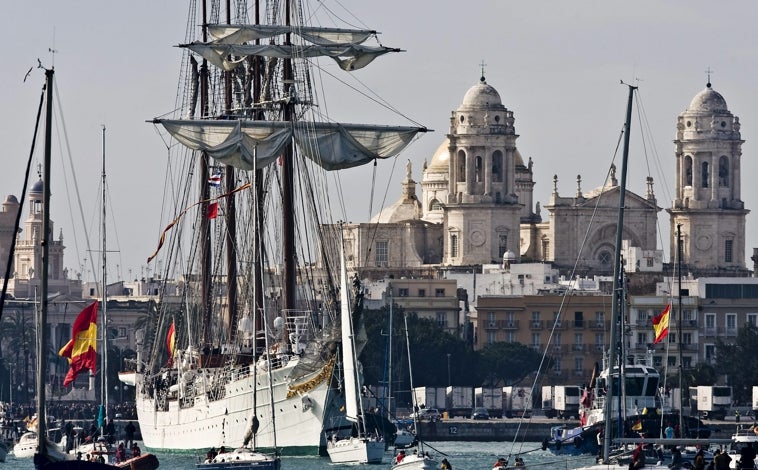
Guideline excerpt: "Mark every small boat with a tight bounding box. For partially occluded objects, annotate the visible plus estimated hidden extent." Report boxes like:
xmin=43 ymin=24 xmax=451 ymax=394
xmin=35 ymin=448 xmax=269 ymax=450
xmin=197 ymin=447 xmax=280 ymax=470
xmin=325 ymin=244 xmax=384 ymax=465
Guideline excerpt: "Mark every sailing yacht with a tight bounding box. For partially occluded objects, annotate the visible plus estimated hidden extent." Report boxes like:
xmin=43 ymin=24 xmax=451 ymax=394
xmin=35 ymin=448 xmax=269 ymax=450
xmin=325 ymin=244 xmax=384 ymax=464
xmin=124 ymin=0 xmax=426 ymax=455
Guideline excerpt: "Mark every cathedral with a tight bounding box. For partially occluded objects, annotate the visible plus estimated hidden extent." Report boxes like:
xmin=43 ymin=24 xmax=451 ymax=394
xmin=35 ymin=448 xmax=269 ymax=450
xmin=334 ymin=75 xmax=749 ymax=280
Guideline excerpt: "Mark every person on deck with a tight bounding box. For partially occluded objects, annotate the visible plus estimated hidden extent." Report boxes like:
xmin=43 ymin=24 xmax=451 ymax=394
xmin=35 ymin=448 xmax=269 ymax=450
xmin=440 ymin=458 xmax=452 ymax=470
xmin=124 ymin=421 xmax=136 ymax=448
xmin=740 ymin=442 xmax=757 ymax=469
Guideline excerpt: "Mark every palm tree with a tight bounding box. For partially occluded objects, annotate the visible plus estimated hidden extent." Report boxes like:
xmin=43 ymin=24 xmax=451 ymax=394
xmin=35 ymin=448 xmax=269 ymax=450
xmin=0 ymin=307 xmax=36 ymax=403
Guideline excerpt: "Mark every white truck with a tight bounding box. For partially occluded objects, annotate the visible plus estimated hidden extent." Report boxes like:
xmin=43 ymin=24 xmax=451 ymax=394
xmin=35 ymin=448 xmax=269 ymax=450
xmin=689 ymin=385 xmax=732 ymax=420
xmin=446 ymin=386 xmax=474 ymax=418
xmin=503 ymin=386 xmax=532 ymax=419
xmin=412 ymin=386 xmax=447 ymax=411
xmin=475 ymin=386 xmax=504 ymax=418
xmin=541 ymin=385 xmax=581 ymax=419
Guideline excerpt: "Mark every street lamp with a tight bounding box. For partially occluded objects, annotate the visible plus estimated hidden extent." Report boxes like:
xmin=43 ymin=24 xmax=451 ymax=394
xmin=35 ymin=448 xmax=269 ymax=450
xmin=447 ymin=353 xmax=451 ymax=387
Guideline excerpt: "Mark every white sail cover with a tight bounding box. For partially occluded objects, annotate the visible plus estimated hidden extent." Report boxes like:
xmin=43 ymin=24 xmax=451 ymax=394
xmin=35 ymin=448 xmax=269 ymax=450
xmin=184 ymin=42 xmax=398 ymax=72
xmin=207 ymin=24 xmax=376 ymax=46
xmin=158 ymin=119 xmax=424 ymax=171
xmin=340 ymin=244 xmax=359 ymax=423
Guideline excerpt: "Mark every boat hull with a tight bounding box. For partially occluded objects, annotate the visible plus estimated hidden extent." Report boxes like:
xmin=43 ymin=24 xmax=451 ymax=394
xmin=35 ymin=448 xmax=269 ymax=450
xmin=392 ymin=454 xmax=436 ymax=470
xmin=135 ymin=356 xmax=345 ymax=455
xmin=197 ymin=448 xmax=280 ymax=470
xmin=326 ymin=437 xmax=384 ymax=464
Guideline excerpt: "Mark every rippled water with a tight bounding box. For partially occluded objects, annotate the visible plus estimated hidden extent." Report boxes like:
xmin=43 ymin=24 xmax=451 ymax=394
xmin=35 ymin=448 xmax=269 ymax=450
xmin=1 ymin=441 xmax=599 ymax=469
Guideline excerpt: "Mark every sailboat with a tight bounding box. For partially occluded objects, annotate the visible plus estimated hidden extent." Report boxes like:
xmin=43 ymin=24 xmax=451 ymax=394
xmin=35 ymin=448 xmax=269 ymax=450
xmin=391 ymin=312 xmax=435 ymax=470
xmin=325 ymin=242 xmax=384 ymax=464
xmin=123 ymin=0 xmax=426 ymax=456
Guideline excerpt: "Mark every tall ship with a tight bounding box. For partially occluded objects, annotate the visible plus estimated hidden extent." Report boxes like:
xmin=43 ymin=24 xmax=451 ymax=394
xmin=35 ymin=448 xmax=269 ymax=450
xmin=124 ymin=0 xmax=426 ymax=455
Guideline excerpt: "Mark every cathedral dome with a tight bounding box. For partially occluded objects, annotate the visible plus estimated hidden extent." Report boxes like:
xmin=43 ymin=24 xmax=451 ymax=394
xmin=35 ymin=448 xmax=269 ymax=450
xmin=688 ymin=83 xmax=728 ymax=113
xmin=30 ymin=178 xmax=44 ymax=194
xmin=4 ymin=195 xmax=19 ymax=204
xmin=459 ymin=76 xmax=502 ymax=109
xmin=428 ymin=139 xmax=450 ymax=172
xmin=514 ymin=148 xmax=524 ymax=167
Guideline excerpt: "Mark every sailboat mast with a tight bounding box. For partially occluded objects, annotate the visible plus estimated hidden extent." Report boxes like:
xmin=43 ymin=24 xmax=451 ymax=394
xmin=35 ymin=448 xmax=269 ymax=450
xmin=602 ymin=83 xmax=636 ymax=463
xmin=102 ymin=125 xmax=109 ymax=425
xmin=37 ymin=65 xmax=54 ymax=458
xmin=677 ymin=224 xmax=684 ymax=434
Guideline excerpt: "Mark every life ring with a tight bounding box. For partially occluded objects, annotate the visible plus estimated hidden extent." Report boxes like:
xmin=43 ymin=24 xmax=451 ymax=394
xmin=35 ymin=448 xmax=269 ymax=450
xmin=753 ymin=426 xmax=758 ymax=436
xmin=574 ymin=436 xmax=583 ymax=448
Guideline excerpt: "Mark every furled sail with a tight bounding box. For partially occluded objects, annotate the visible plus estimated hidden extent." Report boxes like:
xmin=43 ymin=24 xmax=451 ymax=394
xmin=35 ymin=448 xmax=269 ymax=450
xmin=183 ymin=42 xmax=400 ymax=72
xmin=207 ymin=24 xmax=377 ymax=46
xmin=157 ymin=119 xmax=425 ymax=171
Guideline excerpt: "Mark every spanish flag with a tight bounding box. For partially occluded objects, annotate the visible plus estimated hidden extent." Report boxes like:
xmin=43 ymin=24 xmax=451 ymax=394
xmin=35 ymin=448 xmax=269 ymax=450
xmin=59 ymin=302 xmax=99 ymax=386
xmin=652 ymin=304 xmax=671 ymax=344
xmin=166 ymin=321 xmax=176 ymax=366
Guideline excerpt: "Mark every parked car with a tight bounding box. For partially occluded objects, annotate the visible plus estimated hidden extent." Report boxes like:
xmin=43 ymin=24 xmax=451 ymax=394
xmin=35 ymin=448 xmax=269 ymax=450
xmin=471 ymin=407 xmax=490 ymax=420
xmin=411 ymin=408 xmax=442 ymax=421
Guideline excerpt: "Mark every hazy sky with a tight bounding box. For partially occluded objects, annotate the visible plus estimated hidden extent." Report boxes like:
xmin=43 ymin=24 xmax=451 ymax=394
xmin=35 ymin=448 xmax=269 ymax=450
xmin=3 ymin=1 xmax=758 ymax=283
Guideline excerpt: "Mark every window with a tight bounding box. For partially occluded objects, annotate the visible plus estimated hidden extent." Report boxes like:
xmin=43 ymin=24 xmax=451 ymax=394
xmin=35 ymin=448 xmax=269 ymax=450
xmin=487 ymin=312 xmax=496 ymax=328
xmin=726 ymin=314 xmax=737 ymax=331
xmin=668 ymin=356 xmax=676 ymax=366
xmin=487 ymin=330 xmax=496 ymax=345
xmin=685 ymin=156 xmax=693 ymax=186
xmin=701 ymin=161 xmax=709 ymax=188
xmin=492 ymin=151 xmax=503 ymax=182
xmin=719 ymin=156 xmax=729 ymax=187
xmin=646 ymin=258 xmax=654 ymax=267
xmin=653 ymin=356 xmax=662 ymax=367
xmin=705 ymin=314 xmax=715 ymax=328
xmin=637 ymin=333 xmax=647 ymax=347
xmin=725 ymin=239 xmax=733 ymax=263
xmin=553 ymin=358 xmax=562 ymax=373
xmin=499 ymin=234 xmax=508 ymax=258
xmin=595 ymin=311 xmax=604 ymax=327
xmin=430 ymin=199 xmax=442 ymax=211
xmin=595 ymin=333 xmax=604 ymax=348
xmin=475 ymin=156 xmax=483 ymax=182
xmin=748 ymin=314 xmax=758 ymax=326
xmin=532 ymin=311 xmax=540 ymax=321
xmin=598 ymin=250 xmax=612 ymax=265
xmin=705 ymin=344 xmax=715 ymax=362
xmin=574 ymin=357 xmax=583 ymax=374
xmin=541 ymin=238 xmax=550 ymax=261
xmin=436 ymin=312 xmax=447 ymax=328
xmin=682 ymin=333 xmax=692 ymax=345
xmin=450 ymin=234 xmax=459 ymax=258
xmin=398 ymin=288 xmax=409 ymax=297
xmin=418 ymin=289 xmax=426 ymax=297
xmin=682 ymin=356 xmax=692 ymax=368
xmin=531 ymin=333 xmax=540 ymax=348
xmin=574 ymin=333 xmax=583 ymax=349
xmin=505 ymin=331 xmax=515 ymax=343
xmin=457 ymin=150 xmax=466 ymax=182
xmin=574 ymin=311 xmax=584 ymax=328
xmin=668 ymin=333 xmax=676 ymax=344
xmin=435 ymin=288 xmax=445 ymax=297
xmin=375 ymin=241 xmax=388 ymax=266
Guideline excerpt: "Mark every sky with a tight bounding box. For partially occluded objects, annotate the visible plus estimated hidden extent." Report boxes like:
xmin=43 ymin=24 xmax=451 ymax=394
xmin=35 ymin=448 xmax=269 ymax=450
xmin=2 ymin=1 xmax=758 ymax=284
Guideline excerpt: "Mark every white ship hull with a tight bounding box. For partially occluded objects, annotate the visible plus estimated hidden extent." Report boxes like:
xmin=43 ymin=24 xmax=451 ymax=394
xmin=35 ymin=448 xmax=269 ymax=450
xmin=135 ymin=355 xmax=345 ymax=454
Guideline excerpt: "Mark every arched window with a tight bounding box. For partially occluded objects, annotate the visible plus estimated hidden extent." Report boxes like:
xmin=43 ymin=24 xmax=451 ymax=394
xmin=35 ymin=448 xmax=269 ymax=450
xmin=492 ymin=151 xmax=503 ymax=182
xmin=450 ymin=234 xmax=459 ymax=258
xmin=684 ymin=155 xmax=693 ymax=186
xmin=701 ymin=161 xmax=709 ymax=188
xmin=475 ymin=156 xmax=483 ymax=182
xmin=456 ymin=150 xmax=466 ymax=182
xmin=719 ymin=156 xmax=729 ymax=187
xmin=430 ymin=199 xmax=442 ymax=211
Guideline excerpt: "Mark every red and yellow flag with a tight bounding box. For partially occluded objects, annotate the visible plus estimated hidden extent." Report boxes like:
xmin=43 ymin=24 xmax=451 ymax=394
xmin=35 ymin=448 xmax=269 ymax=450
xmin=58 ymin=302 xmax=98 ymax=386
xmin=166 ymin=321 xmax=176 ymax=366
xmin=652 ymin=304 xmax=671 ymax=344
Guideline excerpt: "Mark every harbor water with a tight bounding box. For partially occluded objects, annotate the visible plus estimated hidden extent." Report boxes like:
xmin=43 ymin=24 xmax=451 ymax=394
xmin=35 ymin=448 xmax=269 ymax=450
xmin=0 ymin=441 xmax=599 ymax=469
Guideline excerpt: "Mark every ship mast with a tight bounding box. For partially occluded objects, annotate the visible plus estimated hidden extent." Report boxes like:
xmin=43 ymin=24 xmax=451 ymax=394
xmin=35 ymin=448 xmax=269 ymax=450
xmin=602 ymin=83 xmax=636 ymax=463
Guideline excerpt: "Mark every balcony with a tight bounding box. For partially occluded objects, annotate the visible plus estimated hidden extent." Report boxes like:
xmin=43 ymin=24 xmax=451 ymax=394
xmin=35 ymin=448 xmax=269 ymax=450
xmin=572 ymin=344 xmax=585 ymax=352
xmin=703 ymin=327 xmax=718 ymax=337
xmin=594 ymin=344 xmax=605 ymax=352
xmin=530 ymin=320 xmax=543 ymax=330
xmin=573 ymin=320 xmax=585 ymax=329
xmin=503 ymin=320 xmax=519 ymax=330
xmin=684 ymin=319 xmax=698 ymax=329
xmin=552 ymin=344 xmax=564 ymax=353
xmin=590 ymin=321 xmax=606 ymax=331
xmin=485 ymin=321 xmax=498 ymax=330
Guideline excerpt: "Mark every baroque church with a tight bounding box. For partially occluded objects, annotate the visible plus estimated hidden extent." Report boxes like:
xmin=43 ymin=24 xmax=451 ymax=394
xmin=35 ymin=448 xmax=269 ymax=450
xmin=333 ymin=75 xmax=749 ymax=280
